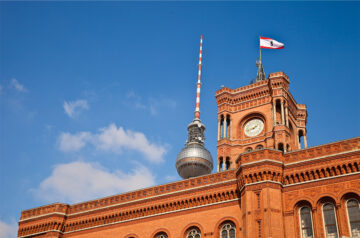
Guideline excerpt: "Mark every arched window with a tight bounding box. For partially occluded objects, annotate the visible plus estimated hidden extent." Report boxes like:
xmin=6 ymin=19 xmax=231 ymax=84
xmin=275 ymin=99 xmax=282 ymax=125
xmin=278 ymin=143 xmax=284 ymax=152
xmin=299 ymin=130 xmax=305 ymax=149
xmin=322 ymin=203 xmax=339 ymax=238
xmin=154 ymin=232 xmax=168 ymax=238
xmin=187 ymin=227 xmax=201 ymax=238
xmin=245 ymin=147 xmax=252 ymax=152
xmin=299 ymin=206 xmax=314 ymax=238
xmin=346 ymin=199 xmax=360 ymax=237
xmin=225 ymin=157 xmax=230 ymax=170
xmin=256 ymin=145 xmax=264 ymax=150
xmin=226 ymin=115 xmax=231 ymax=139
xmin=219 ymin=157 xmax=223 ymax=172
xmin=220 ymin=222 xmax=236 ymax=238
xmin=220 ymin=115 xmax=225 ymax=139
xmin=286 ymin=144 xmax=291 ymax=152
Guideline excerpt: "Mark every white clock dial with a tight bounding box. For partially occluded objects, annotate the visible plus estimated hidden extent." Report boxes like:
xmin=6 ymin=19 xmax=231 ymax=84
xmin=244 ymin=119 xmax=264 ymax=137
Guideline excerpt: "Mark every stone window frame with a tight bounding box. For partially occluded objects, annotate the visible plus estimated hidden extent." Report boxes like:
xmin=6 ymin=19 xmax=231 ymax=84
xmin=220 ymin=221 xmax=236 ymax=238
xmin=321 ymin=202 xmax=339 ymax=238
xmin=345 ymin=198 xmax=360 ymax=238
xmin=298 ymin=206 xmax=314 ymax=238
xmin=186 ymin=226 xmax=201 ymax=238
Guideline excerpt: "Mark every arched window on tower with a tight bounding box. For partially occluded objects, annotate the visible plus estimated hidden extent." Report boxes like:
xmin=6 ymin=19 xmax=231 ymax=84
xmin=220 ymin=115 xmax=225 ymax=139
xmin=220 ymin=221 xmax=236 ymax=238
xmin=299 ymin=206 xmax=314 ymax=238
xmin=346 ymin=199 xmax=360 ymax=237
xmin=286 ymin=144 xmax=291 ymax=152
xmin=278 ymin=143 xmax=284 ymax=152
xmin=219 ymin=157 xmax=223 ymax=172
xmin=299 ymin=130 xmax=305 ymax=149
xmin=225 ymin=157 xmax=231 ymax=170
xmin=322 ymin=203 xmax=339 ymax=238
xmin=186 ymin=227 xmax=201 ymax=238
xmin=226 ymin=115 xmax=231 ymax=139
xmin=256 ymin=145 xmax=264 ymax=150
xmin=154 ymin=232 xmax=168 ymax=238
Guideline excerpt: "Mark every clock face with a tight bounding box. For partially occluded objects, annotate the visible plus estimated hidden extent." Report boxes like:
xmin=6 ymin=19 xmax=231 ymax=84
xmin=244 ymin=119 xmax=264 ymax=137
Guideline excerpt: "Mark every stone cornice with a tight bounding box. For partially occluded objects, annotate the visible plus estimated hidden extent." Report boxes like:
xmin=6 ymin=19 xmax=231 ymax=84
xmin=216 ymin=80 xmax=269 ymax=96
xmin=283 ymin=171 xmax=360 ymax=188
xmin=63 ymin=198 xmax=240 ymax=236
xmin=19 ymin=198 xmax=240 ymax=238
xmin=20 ymin=170 xmax=236 ymax=221
xmin=240 ymin=159 xmax=284 ymax=167
xmin=285 ymin=149 xmax=359 ymax=167
xmin=235 ymin=137 xmax=360 ymax=166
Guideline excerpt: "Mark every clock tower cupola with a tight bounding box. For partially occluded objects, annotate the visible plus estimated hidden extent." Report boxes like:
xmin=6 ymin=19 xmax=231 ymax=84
xmin=215 ymin=62 xmax=308 ymax=172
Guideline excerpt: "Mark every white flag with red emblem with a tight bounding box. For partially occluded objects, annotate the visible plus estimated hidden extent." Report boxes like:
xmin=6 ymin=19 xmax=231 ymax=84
xmin=260 ymin=37 xmax=284 ymax=49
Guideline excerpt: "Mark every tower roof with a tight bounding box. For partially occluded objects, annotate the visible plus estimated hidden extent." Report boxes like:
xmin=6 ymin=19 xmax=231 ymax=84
xmin=255 ymin=60 xmax=266 ymax=82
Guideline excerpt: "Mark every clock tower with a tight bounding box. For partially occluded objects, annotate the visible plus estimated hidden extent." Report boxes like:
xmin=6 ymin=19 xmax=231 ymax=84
xmin=216 ymin=62 xmax=308 ymax=171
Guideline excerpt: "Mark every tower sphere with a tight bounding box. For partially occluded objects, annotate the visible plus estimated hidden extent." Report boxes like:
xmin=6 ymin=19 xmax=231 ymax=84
xmin=176 ymin=120 xmax=213 ymax=179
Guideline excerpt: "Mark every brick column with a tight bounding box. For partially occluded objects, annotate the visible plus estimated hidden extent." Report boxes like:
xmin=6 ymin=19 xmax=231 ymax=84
xmin=281 ymin=100 xmax=285 ymax=125
xmin=229 ymin=119 xmax=232 ymax=140
xmin=223 ymin=116 xmax=227 ymax=139
xmin=335 ymin=203 xmax=347 ymax=238
xmin=218 ymin=117 xmax=221 ymax=141
xmin=273 ymin=101 xmax=276 ymax=126
xmin=312 ymin=208 xmax=320 ymax=238
xmin=285 ymin=104 xmax=289 ymax=127
xmin=338 ymin=201 xmax=352 ymax=238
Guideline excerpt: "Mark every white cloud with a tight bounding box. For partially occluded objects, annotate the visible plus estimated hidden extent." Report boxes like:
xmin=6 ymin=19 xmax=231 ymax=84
xmin=0 ymin=219 xmax=17 ymax=238
xmin=148 ymin=97 xmax=176 ymax=115
xmin=125 ymin=91 xmax=176 ymax=116
xmin=58 ymin=124 xmax=167 ymax=163
xmin=10 ymin=78 xmax=27 ymax=92
xmin=58 ymin=132 xmax=92 ymax=152
xmin=63 ymin=99 xmax=89 ymax=118
xmin=165 ymin=175 xmax=178 ymax=182
xmin=32 ymin=161 xmax=156 ymax=203
xmin=96 ymin=124 xmax=167 ymax=163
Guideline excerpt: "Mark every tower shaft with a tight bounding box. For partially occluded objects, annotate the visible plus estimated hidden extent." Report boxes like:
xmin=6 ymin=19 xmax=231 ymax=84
xmin=194 ymin=35 xmax=203 ymax=119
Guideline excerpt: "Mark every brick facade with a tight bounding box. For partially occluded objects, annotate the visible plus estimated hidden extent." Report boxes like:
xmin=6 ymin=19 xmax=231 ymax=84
xmin=17 ymin=72 xmax=360 ymax=238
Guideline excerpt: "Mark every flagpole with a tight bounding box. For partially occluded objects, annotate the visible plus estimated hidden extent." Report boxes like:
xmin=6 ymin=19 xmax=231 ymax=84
xmin=259 ymin=36 xmax=262 ymax=63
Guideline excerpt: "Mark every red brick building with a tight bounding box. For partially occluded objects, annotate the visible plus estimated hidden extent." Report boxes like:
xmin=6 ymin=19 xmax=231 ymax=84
xmin=18 ymin=68 xmax=360 ymax=238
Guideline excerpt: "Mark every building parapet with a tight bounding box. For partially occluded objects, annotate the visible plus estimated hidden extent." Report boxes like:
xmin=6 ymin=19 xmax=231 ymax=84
xmin=235 ymin=137 xmax=359 ymax=166
xmin=216 ymin=79 xmax=269 ymax=96
xmin=284 ymin=137 xmax=360 ymax=164
xmin=268 ymin=71 xmax=289 ymax=81
xmin=20 ymin=203 xmax=68 ymax=221
xmin=19 ymin=169 xmax=236 ymax=222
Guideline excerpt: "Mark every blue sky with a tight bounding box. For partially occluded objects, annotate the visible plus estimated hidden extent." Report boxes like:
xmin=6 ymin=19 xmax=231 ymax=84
xmin=0 ymin=1 xmax=359 ymax=237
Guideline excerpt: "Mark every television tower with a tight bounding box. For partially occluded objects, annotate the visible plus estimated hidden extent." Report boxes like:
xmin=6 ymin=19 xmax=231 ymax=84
xmin=176 ymin=35 xmax=214 ymax=179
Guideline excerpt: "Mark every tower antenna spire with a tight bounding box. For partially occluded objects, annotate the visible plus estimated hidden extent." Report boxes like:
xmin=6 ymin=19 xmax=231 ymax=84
xmin=176 ymin=35 xmax=213 ymax=179
xmin=194 ymin=35 xmax=203 ymax=120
